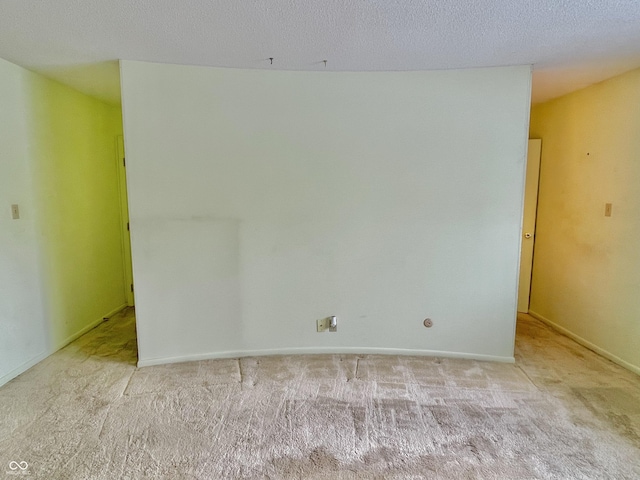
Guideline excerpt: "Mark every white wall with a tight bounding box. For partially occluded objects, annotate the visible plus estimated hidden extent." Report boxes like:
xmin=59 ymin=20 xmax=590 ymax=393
xmin=121 ymin=61 xmax=532 ymax=366
xmin=0 ymin=58 xmax=48 ymax=384
xmin=0 ymin=57 xmax=127 ymax=386
xmin=529 ymin=68 xmax=640 ymax=374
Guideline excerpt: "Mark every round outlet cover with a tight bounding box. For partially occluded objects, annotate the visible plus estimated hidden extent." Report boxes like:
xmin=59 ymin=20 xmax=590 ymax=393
xmin=423 ymin=318 xmax=433 ymax=328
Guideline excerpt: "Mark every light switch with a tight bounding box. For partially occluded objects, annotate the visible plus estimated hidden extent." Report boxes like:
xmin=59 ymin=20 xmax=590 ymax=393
xmin=605 ymin=203 xmax=612 ymax=217
xmin=11 ymin=204 xmax=20 ymax=219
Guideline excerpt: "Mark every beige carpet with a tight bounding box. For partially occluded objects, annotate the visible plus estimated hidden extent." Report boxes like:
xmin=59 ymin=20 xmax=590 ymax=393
xmin=1 ymin=309 xmax=639 ymax=479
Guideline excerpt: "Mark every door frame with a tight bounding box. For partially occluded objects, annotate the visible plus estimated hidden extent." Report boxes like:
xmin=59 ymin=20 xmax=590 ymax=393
xmin=116 ymin=134 xmax=134 ymax=306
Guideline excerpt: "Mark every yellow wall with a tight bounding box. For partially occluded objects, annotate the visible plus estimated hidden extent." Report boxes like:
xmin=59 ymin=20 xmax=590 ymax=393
xmin=529 ymin=68 xmax=640 ymax=374
xmin=23 ymin=73 xmax=127 ymax=348
xmin=0 ymin=57 xmax=127 ymax=384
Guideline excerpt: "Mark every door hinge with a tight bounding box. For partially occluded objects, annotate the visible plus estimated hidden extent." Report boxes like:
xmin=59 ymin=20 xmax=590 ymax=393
xmin=123 ymin=157 xmax=126 ymax=167
xmin=127 ymin=222 xmax=130 ymax=231
xmin=130 ymin=284 xmax=134 ymax=292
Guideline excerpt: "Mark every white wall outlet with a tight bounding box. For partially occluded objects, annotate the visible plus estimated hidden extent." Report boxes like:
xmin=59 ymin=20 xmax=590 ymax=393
xmin=317 ymin=316 xmax=338 ymax=332
xmin=317 ymin=317 xmax=329 ymax=332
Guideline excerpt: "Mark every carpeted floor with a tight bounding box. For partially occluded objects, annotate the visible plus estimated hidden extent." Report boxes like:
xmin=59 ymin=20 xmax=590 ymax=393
xmin=1 ymin=308 xmax=639 ymax=479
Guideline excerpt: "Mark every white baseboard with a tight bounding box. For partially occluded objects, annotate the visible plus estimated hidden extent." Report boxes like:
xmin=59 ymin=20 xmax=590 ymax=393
xmin=0 ymin=350 xmax=50 ymax=388
xmin=528 ymin=310 xmax=640 ymax=376
xmin=0 ymin=303 xmax=128 ymax=388
xmin=138 ymin=347 xmax=514 ymax=368
xmin=53 ymin=303 xmax=128 ymax=351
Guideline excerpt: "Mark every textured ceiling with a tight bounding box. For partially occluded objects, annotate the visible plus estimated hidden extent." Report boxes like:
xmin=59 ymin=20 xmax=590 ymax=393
xmin=2 ymin=0 xmax=640 ymax=105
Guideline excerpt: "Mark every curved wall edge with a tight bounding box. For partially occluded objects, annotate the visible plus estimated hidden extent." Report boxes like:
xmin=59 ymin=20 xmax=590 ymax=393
xmin=137 ymin=347 xmax=515 ymax=368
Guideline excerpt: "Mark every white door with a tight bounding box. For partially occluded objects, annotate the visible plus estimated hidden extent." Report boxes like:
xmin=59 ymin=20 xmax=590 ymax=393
xmin=517 ymin=139 xmax=542 ymax=313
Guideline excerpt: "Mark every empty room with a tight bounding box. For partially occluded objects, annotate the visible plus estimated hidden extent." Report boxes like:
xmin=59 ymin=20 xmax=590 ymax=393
xmin=1 ymin=2 xmax=639 ymax=478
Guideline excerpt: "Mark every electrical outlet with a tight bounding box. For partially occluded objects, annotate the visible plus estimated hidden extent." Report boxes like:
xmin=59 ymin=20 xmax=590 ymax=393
xmin=317 ymin=316 xmax=338 ymax=332
xmin=605 ymin=203 xmax=612 ymax=217
xmin=317 ymin=318 xmax=329 ymax=332
xmin=11 ymin=204 xmax=19 ymax=219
